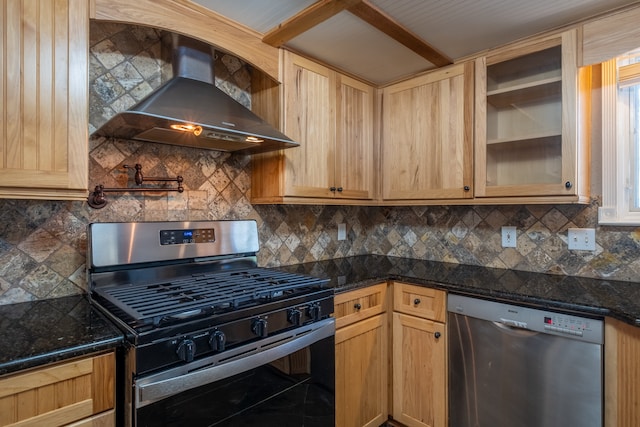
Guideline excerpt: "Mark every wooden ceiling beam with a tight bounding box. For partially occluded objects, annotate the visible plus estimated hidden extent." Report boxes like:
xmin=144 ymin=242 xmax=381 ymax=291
xmin=348 ymin=1 xmax=452 ymax=67
xmin=262 ymin=0 xmax=364 ymax=47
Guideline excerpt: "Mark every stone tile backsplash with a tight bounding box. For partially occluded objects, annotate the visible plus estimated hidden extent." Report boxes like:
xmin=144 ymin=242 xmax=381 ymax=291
xmin=0 ymin=23 xmax=639 ymax=304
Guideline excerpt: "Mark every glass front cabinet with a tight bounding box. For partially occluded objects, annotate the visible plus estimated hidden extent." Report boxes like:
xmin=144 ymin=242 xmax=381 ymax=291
xmin=474 ymin=29 xmax=591 ymax=202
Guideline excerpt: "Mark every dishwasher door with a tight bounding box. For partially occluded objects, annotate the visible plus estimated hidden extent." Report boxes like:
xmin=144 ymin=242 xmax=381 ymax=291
xmin=448 ymin=294 xmax=603 ymax=427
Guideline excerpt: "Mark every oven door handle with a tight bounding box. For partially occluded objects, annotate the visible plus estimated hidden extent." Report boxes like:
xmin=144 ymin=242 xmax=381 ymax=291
xmin=136 ymin=317 xmax=335 ymax=408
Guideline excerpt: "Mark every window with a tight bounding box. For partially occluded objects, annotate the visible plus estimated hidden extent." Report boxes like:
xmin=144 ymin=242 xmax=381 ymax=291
xmin=598 ymin=50 xmax=640 ymax=225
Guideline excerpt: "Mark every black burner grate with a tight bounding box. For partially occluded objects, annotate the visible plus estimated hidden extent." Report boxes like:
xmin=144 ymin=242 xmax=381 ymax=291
xmin=94 ymin=268 xmax=328 ymax=327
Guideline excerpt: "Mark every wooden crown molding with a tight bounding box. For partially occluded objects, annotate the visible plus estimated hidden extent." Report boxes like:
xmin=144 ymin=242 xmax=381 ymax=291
xmin=262 ymin=0 xmax=363 ymax=47
xmin=348 ymin=1 xmax=452 ymax=67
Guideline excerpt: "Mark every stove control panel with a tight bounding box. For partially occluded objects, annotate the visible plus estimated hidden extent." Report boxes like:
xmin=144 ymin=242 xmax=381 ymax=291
xmin=160 ymin=228 xmax=216 ymax=245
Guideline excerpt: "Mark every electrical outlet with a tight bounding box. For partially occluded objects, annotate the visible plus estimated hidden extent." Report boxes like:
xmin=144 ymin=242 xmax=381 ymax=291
xmin=501 ymin=226 xmax=517 ymax=248
xmin=337 ymin=223 xmax=346 ymax=241
xmin=568 ymin=228 xmax=596 ymax=251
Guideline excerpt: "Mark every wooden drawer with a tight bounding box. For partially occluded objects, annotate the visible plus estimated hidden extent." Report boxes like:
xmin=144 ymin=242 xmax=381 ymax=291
xmin=334 ymin=283 xmax=387 ymax=329
xmin=0 ymin=352 xmax=115 ymax=427
xmin=393 ymin=282 xmax=446 ymax=322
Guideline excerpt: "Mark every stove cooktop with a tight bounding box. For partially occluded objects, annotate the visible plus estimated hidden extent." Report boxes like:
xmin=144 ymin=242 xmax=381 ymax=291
xmin=93 ymin=268 xmax=330 ymax=331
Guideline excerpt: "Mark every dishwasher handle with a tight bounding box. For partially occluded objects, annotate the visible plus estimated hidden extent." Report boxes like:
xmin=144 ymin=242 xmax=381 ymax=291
xmin=492 ymin=319 xmax=539 ymax=337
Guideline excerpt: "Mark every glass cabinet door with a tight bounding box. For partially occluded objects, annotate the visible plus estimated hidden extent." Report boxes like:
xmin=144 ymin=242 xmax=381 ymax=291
xmin=474 ymin=30 xmax=588 ymax=201
xmin=486 ymin=45 xmax=562 ymax=187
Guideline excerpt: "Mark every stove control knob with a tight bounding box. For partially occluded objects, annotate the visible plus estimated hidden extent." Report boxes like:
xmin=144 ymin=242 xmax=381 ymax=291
xmin=176 ymin=339 xmax=196 ymax=363
xmin=307 ymin=303 xmax=322 ymax=321
xmin=252 ymin=318 xmax=268 ymax=338
xmin=287 ymin=309 xmax=302 ymax=326
xmin=209 ymin=330 xmax=226 ymax=352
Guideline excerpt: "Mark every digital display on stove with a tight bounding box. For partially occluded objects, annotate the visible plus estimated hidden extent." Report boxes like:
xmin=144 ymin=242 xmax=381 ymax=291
xmin=159 ymin=228 xmax=215 ymax=245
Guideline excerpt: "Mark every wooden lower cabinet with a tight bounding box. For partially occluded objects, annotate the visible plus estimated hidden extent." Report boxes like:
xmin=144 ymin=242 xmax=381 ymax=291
xmin=336 ymin=313 xmax=388 ymax=427
xmin=390 ymin=283 xmax=446 ymax=427
xmin=391 ymin=312 xmax=446 ymax=427
xmin=604 ymin=317 xmax=640 ymax=427
xmin=0 ymin=352 xmax=115 ymax=427
xmin=334 ymin=283 xmax=447 ymax=427
xmin=334 ymin=283 xmax=388 ymax=427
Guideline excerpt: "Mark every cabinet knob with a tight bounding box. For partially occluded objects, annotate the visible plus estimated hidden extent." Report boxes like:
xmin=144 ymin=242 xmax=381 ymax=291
xmin=329 ymin=187 xmax=336 ymax=192
xmin=337 ymin=187 xmax=343 ymax=192
xmin=434 ymin=331 xmax=441 ymax=339
xmin=463 ymin=185 xmax=470 ymax=191
xmin=565 ymin=181 xmax=572 ymax=189
xmin=414 ymin=298 xmax=421 ymax=305
xmin=354 ymin=303 xmax=362 ymax=310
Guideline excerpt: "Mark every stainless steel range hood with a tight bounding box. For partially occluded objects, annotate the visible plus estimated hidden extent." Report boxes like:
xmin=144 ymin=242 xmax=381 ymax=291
xmin=92 ymin=35 xmax=298 ymax=155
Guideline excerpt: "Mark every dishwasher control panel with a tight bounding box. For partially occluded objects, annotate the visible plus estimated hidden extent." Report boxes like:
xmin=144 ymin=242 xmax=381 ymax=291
xmin=448 ymin=294 xmax=604 ymax=344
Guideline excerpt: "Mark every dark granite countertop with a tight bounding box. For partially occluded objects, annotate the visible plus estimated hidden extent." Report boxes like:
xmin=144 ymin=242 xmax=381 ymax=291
xmin=0 ymin=295 xmax=124 ymax=376
xmin=275 ymin=255 xmax=640 ymax=327
xmin=4 ymin=255 xmax=639 ymax=376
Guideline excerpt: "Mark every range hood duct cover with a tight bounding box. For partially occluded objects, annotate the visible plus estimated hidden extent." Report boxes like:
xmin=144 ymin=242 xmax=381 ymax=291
xmin=92 ymin=35 xmax=298 ymax=155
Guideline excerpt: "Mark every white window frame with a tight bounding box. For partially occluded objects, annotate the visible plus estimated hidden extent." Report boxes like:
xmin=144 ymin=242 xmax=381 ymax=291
xmin=598 ymin=58 xmax=640 ymax=225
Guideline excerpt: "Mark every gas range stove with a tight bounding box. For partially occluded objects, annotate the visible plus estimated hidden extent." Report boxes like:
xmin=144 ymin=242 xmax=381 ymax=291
xmin=88 ymin=220 xmax=335 ymax=426
xmin=87 ymin=220 xmax=333 ymax=374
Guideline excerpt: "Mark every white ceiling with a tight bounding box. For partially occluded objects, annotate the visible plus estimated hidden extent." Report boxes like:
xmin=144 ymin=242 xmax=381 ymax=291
xmin=193 ymin=0 xmax=640 ymax=85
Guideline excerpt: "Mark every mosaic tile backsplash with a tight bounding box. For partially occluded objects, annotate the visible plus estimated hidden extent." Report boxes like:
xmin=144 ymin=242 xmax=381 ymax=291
xmin=1 ymin=23 xmax=639 ymax=305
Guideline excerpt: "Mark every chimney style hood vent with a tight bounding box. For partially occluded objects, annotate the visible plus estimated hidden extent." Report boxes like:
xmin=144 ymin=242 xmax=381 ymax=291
xmin=92 ymin=35 xmax=298 ymax=155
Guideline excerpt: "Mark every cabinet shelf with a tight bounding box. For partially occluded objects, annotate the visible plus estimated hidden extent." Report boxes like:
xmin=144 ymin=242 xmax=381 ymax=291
xmin=487 ymin=77 xmax=561 ymax=107
xmin=487 ymin=131 xmax=561 ymax=145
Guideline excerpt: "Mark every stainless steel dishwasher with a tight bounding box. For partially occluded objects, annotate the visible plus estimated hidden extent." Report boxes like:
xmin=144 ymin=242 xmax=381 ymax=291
xmin=448 ymin=294 xmax=603 ymax=427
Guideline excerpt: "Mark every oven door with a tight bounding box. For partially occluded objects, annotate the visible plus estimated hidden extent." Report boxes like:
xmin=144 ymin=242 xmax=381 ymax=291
xmin=134 ymin=318 xmax=335 ymax=427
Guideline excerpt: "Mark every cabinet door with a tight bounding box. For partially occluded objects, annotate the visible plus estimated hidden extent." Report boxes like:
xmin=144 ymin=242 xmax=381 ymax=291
xmin=475 ymin=30 xmax=588 ymax=198
xmin=0 ymin=0 xmax=88 ymax=200
xmin=335 ymin=75 xmax=375 ymax=200
xmin=392 ymin=312 xmax=446 ymax=427
xmin=335 ymin=313 xmax=388 ymax=427
xmin=382 ymin=62 xmax=473 ymax=201
xmin=0 ymin=352 xmax=115 ymax=426
xmin=604 ymin=317 xmax=640 ymax=427
xmin=282 ymin=52 xmax=335 ymax=198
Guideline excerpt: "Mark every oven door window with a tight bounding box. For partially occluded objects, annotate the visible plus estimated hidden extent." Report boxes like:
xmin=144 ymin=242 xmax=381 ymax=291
xmin=136 ymin=336 xmax=334 ymax=427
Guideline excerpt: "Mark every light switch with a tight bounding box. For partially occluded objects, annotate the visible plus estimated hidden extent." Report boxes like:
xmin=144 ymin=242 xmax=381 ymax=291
xmin=501 ymin=226 xmax=517 ymax=248
xmin=568 ymin=228 xmax=596 ymax=251
xmin=338 ymin=223 xmax=346 ymax=241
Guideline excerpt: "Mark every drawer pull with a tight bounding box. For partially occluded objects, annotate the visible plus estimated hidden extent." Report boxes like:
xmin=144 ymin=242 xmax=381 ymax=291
xmin=414 ymin=298 xmax=421 ymax=305
xmin=434 ymin=331 xmax=441 ymax=339
xmin=354 ymin=303 xmax=362 ymax=310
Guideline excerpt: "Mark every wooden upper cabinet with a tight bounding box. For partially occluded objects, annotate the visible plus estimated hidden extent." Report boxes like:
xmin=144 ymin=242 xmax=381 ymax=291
xmin=381 ymin=62 xmax=474 ymax=202
xmin=251 ymin=51 xmax=375 ymax=203
xmin=282 ymin=52 xmax=335 ymax=198
xmin=474 ymin=29 xmax=591 ymax=202
xmin=335 ymin=75 xmax=375 ymax=200
xmin=0 ymin=0 xmax=89 ymax=200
